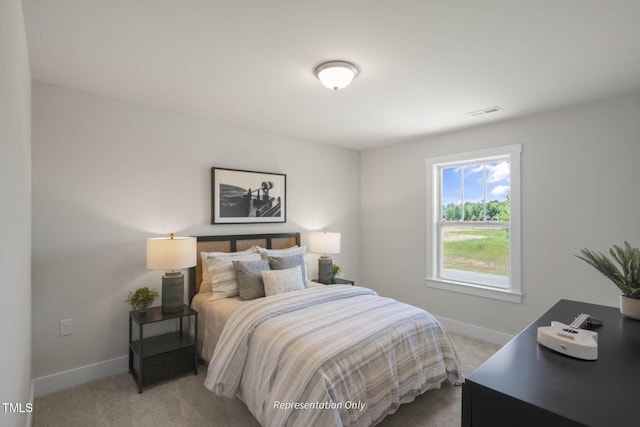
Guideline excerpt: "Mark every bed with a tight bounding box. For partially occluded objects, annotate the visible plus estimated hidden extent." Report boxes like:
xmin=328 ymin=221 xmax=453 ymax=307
xmin=189 ymin=233 xmax=463 ymax=426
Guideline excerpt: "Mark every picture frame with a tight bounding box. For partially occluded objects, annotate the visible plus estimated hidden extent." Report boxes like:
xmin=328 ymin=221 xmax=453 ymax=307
xmin=211 ymin=167 xmax=286 ymax=224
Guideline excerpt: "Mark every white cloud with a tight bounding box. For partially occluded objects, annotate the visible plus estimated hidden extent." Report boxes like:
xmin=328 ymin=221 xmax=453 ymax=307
xmin=486 ymin=161 xmax=510 ymax=183
xmin=491 ymin=185 xmax=510 ymax=197
xmin=469 ymin=164 xmax=484 ymax=174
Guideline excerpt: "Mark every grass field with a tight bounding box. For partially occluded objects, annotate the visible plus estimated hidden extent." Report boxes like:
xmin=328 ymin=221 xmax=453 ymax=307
xmin=443 ymin=228 xmax=509 ymax=276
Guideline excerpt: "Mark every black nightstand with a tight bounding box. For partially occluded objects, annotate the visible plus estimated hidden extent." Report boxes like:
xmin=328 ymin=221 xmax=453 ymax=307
xmin=316 ymin=277 xmax=355 ymax=286
xmin=128 ymin=305 xmax=198 ymax=393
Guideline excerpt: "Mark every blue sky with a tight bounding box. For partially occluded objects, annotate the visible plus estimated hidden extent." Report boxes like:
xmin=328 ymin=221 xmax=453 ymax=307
xmin=442 ymin=161 xmax=510 ymax=205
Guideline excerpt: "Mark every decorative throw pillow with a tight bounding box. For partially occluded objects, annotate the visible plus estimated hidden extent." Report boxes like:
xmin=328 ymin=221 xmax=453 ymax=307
xmin=204 ymin=252 xmax=262 ymax=300
xmin=200 ymin=246 xmax=257 ymax=293
xmin=233 ymin=259 xmax=270 ymax=300
xmin=268 ymin=253 xmax=308 ymax=287
xmin=261 ymin=266 xmax=305 ymax=296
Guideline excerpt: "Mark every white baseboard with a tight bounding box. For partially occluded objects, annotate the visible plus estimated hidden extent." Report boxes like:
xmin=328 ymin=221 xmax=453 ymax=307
xmin=33 ymin=355 xmax=128 ymax=398
xmin=435 ymin=315 xmax=513 ymax=346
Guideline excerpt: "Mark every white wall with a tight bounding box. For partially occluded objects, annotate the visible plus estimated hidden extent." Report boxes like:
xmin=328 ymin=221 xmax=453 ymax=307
xmin=29 ymin=58 xmax=640 ymax=395
xmin=361 ymin=92 xmax=640 ymax=335
xmin=31 ymin=82 xmax=360 ymax=383
xmin=0 ymin=0 xmax=32 ymax=425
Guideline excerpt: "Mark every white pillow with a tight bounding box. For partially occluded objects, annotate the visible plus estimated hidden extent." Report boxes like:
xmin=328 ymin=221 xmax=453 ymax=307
xmin=257 ymin=245 xmax=306 ymax=257
xmin=200 ymin=246 xmax=257 ymax=293
xmin=204 ymin=251 xmax=262 ymax=300
xmin=261 ymin=266 xmax=305 ymax=297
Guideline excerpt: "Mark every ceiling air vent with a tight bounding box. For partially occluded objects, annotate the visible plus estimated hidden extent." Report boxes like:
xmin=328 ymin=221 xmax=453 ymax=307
xmin=466 ymin=106 xmax=503 ymax=117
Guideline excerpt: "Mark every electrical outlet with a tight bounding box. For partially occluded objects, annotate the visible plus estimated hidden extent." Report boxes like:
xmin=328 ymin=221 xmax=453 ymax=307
xmin=60 ymin=319 xmax=73 ymax=336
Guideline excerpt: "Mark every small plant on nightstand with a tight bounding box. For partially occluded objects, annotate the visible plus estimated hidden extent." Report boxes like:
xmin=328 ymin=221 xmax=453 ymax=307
xmin=126 ymin=287 xmax=159 ymax=312
xmin=331 ymin=264 xmax=341 ymax=279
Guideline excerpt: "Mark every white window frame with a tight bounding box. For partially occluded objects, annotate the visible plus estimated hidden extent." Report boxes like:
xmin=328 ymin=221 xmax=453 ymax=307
xmin=425 ymin=144 xmax=522 ymax=303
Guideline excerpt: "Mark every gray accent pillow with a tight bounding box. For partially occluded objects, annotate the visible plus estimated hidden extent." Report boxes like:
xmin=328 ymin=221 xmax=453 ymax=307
xmin=233 ymin=259 xmax=270 ymax=300
xmin=268 ymin=253 xmax=308 ymax=287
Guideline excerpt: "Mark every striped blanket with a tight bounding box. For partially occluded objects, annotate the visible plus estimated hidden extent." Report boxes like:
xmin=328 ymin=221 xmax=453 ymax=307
xmin=204 ymin=286 xmax=463 ymax=426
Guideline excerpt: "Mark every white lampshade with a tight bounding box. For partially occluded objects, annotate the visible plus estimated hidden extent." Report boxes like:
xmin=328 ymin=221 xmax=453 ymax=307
xmin=314 ymin=61 xmax=359 ymax=91
xmin=309 ymin=231 xmax=341 ymax=255
xmin=146 ymin=234 xmax=197 ymax=270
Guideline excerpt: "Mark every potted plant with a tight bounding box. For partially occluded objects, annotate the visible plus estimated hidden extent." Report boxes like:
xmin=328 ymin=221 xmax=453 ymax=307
xmin=331 ymin=264 xmax=341 ymax=280
xmin=126 ymin=287 xmax=159 ymax=313
xmin=576 ymin=242 xmax=640 ymax=319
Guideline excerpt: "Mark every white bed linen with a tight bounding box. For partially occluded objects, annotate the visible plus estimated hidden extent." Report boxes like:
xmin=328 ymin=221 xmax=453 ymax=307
xmin=191 ymin=282 xmax=326 ymax=361
xmin=205 ymin=285 xmax=463 ymax=426
xmin=190 ymin=292 xmax=248 ymax=361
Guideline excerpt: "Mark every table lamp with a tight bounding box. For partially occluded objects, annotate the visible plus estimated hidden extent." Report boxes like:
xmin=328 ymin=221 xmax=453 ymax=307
xmin=146 ymin=233 xmax=197 ymax=312
xmin=309 ymin=230 xmax=341 ymax=284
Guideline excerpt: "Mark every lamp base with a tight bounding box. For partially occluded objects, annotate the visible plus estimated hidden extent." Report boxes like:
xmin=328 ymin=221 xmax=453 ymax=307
xmin=318 ymin=256 xmax=333 ymax=284
xmin=162 ymin=271 xmax=184 ymax=313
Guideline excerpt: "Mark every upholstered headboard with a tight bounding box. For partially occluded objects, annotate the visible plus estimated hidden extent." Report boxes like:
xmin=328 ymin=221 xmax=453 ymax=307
xmin=188 ymin=232 xmax=301 ymax=301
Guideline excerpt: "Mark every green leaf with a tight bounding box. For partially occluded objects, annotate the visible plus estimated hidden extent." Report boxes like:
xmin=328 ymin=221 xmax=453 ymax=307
xmin=576 ymin=242 xmax=640 ymax=297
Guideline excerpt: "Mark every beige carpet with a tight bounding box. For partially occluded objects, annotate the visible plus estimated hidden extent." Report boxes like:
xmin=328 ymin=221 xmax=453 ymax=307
xmin=33 ymin=333 xmax=501 ymax=427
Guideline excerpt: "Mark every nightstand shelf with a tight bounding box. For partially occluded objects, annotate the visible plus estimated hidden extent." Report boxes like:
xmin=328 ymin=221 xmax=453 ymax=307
xmin=315 ymin=277 xmax=355 ymax=286
xmin=129 ymin=331 xmax=195 ymax=358
xmin=128 ymin=305 xmax=198 ymax=393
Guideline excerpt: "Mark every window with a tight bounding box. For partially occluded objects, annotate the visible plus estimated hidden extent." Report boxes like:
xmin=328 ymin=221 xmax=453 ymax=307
xmin=426 ymin=144 xmax=521 ymax=303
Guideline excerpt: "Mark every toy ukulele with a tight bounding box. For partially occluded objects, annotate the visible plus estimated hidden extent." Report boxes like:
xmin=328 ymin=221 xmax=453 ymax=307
xmin=537 ymin=313 xmax=600 ymax=360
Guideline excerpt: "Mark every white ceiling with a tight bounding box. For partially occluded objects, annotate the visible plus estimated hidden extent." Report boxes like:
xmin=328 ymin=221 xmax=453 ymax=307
xmin=22 ymin=0 xmax=640 ymax=150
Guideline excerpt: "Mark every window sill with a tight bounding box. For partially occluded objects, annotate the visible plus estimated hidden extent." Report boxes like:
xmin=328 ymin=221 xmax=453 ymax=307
xmin=426 ymin=278 xmax=522 ymax=304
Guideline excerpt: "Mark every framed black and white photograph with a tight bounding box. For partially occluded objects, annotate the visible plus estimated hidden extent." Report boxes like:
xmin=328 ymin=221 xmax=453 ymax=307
xmin=211 ymin=167 xmax=286 ymax=224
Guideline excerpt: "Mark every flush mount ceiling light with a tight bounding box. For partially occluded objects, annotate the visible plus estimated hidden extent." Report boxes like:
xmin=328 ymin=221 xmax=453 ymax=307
xmin=314 ymin=60 xmax=359 ymax=91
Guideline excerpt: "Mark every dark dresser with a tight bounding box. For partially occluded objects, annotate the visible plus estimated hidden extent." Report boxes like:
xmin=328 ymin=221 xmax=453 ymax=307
xmin=463 ymin=299 xmax=640 ymax=427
